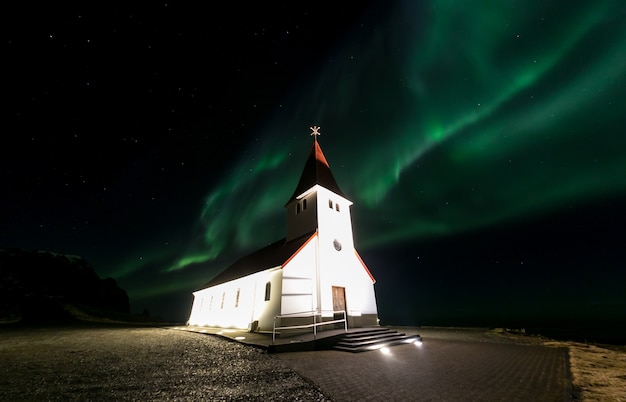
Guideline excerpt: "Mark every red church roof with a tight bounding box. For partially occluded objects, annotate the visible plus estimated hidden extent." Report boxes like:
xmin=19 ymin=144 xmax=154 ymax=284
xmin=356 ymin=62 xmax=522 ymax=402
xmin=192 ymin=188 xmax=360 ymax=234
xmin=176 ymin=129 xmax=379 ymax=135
xmin=285 ymin=139 xmax=346 ymax=205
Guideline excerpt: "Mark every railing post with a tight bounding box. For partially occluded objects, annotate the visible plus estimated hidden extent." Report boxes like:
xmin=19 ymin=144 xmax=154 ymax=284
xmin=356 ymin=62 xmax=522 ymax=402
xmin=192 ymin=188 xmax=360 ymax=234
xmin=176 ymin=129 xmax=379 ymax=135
xmin=272 ymin=310 xmax=339 ymax=343
xmin=272 ymin=316 xmax=276 ymax=345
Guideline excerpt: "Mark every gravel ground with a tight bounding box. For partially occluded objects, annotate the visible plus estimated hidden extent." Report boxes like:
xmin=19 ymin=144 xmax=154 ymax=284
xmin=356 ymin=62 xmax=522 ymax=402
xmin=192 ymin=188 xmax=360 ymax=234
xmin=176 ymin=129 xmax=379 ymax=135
xmin=5 ymin=324 xmax=620 ymax=401
xmin=0 ymin=325 xmax=332 ymax=401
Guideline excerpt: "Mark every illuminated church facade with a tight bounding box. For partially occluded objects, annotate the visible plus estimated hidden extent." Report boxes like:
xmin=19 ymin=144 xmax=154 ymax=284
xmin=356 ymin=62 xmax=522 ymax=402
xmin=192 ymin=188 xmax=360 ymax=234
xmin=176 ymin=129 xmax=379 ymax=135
xmin=187 ymin=128 xmax=379 ymax=332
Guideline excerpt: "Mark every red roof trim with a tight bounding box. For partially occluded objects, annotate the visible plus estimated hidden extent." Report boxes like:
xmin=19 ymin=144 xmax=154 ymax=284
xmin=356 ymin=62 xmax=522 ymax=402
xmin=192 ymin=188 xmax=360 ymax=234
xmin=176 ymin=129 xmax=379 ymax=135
xmin=281 ymin=232 xmax=317 ymax=269
xmin=354 ymin=249 xmax=376 ymax=283
xmin=314 ymin=141 xmax=330 ymax=167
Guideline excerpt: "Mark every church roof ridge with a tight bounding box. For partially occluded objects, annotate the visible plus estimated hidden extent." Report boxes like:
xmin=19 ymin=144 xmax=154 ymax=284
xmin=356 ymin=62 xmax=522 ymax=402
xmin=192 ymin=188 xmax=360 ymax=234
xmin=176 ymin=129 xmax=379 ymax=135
xmin=197 ymin=231 xmax=317 ymax=289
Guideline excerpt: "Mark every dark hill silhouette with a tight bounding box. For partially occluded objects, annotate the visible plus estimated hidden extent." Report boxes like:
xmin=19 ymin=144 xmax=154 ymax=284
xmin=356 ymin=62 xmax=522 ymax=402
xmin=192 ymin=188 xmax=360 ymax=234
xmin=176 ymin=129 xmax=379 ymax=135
xmin=0 ymin=248 xmax=130 ymax=324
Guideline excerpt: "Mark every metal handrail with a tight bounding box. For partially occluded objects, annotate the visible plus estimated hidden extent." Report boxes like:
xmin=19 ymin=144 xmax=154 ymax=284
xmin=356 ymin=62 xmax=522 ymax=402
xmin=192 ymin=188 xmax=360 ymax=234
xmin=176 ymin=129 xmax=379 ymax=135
xmin=272 ymin=310 xmax=347 ymax=344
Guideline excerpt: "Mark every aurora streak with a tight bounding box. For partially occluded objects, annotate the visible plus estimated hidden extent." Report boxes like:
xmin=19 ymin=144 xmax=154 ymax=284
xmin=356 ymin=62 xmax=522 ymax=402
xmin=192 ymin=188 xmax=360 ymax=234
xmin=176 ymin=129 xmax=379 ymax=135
xmin=103 ymin=1 xmax=626 ymax=321
xmin=172 ymin=0 xmax=625 ymax=272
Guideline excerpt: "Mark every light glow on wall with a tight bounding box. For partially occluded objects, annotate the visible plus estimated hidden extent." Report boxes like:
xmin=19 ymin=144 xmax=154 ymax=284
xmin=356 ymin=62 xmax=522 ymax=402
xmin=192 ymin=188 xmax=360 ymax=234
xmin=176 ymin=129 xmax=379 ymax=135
xmin=188 ymin=268 xmax=282 ymax=330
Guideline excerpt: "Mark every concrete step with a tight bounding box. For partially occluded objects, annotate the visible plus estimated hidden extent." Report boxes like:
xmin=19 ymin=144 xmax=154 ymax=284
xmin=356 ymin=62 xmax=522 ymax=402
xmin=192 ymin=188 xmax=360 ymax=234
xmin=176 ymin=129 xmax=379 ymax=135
xmin=333 ymin=328 xmax=422 ymax=353
xmin=341 ymin=331 xmax=408 ymax=343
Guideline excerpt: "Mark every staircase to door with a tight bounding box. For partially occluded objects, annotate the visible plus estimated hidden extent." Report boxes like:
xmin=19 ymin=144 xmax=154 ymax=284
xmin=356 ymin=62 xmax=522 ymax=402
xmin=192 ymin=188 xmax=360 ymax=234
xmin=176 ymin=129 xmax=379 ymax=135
xmin=333 ymin=327 xmax=422 ymax=353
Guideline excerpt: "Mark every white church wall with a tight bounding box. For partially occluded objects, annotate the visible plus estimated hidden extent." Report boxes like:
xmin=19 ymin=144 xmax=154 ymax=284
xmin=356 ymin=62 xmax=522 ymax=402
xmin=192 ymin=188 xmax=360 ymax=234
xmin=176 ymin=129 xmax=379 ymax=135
xmin=351 ymin=252 xmax=379 ymax=315
xmin=281 ymin=238 xmax=317 ymax=316
xmin=347 ymin=269 xmax=378 ymax=315
xmin=188 ymin=277 xmax=253 ymax=328
xmin=253 ymin=268 xmax=283 ymax=332
xmin=318 ymin=240 xmax=377 ymax=320
xmin=360 ymin=279 xmax=379 ymax=314
xmin=188 ymin=267 xmax=282 ymax=330
xmin=316 ymin=186 xmax=355 ymax=252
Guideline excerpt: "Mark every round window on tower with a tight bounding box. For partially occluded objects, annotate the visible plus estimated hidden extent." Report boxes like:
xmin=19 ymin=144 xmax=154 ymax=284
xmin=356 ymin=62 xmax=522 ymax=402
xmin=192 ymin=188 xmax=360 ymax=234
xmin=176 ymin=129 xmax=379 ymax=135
xmin=333 ymin=239 xmax=342 ymax=251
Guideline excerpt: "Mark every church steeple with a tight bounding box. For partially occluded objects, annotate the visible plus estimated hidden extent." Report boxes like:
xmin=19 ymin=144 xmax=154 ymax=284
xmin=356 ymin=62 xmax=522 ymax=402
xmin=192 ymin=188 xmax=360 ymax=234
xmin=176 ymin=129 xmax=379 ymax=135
xmin=285 ymin=126 xmax=345 ymax=205
xmin=285 ymin=126 xmax=353 ymax=242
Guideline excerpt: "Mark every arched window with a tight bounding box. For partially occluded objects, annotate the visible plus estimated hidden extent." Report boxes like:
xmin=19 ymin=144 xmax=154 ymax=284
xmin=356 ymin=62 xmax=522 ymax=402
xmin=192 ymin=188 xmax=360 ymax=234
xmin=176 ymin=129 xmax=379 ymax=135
xmin=336 ymin=203 xmax=340 ymax=212
xmin=235 ymin=288 xmax=240 ymax=308
xmin=296 ymin=203 xmax=301 ymax=214
xmin=264 ymin=282 xmax=271 ymax=301
xmin=220 ymin=292 xmax=225 ymax=309
xmin=329 ymin=199 xmax=333 ymax=209
xmin=303 ymin=199 xmax=307 ymax=209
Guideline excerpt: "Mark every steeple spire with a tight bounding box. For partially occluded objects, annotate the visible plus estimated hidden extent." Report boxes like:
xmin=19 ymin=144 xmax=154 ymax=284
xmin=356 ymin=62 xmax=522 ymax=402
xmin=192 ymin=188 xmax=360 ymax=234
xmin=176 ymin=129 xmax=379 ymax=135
xmin=285 ymin=126 xmax=345 ymax=205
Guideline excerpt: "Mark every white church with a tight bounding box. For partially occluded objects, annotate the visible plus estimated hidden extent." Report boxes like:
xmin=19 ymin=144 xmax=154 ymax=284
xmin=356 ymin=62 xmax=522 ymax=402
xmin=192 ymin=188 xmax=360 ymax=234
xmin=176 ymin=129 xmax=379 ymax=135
xmin=187 ymin=127 xmax=379 ymax=333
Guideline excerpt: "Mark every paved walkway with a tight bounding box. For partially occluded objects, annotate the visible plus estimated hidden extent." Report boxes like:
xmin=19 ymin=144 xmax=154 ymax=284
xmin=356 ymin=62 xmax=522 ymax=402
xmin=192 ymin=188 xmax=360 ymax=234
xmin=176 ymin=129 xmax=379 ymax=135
xmin=174 ymin=326 xmax=574 ymax=401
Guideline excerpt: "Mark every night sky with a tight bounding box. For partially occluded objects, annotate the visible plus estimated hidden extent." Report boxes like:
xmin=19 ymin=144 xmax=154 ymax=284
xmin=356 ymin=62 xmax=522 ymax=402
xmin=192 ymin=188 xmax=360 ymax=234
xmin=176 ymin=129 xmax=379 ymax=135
xmin=4 ymin=1 xmax=625 ymax=337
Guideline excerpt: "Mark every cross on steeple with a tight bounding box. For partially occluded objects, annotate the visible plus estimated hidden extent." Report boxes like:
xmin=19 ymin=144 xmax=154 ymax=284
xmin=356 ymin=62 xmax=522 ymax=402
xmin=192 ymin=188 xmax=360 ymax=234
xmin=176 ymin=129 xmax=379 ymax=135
xmin=310 ymin=125 xmax=321 ymax=140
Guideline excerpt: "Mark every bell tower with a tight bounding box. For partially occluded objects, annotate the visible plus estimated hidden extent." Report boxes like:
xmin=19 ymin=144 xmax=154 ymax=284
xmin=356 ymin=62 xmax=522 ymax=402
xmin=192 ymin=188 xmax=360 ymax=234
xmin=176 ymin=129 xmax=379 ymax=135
xmin=284 ymin=127 xmax=355 ymax=254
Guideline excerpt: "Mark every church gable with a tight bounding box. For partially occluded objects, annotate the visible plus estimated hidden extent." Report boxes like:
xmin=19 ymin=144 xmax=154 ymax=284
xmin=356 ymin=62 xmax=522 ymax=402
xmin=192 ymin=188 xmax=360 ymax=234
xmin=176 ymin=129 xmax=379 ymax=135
xmin=201 ymin=231 xmax=315 ymax=289
xmin=354 ymin=250 xmax=376 ymax=284
xmin=281 ymin=234 xmax=318 ymax=316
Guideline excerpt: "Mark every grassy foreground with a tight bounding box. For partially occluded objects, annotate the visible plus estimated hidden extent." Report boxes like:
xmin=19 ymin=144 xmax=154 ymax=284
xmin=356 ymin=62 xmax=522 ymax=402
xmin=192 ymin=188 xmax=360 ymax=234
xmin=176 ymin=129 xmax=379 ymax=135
xmin=546 ymin=340 xmax=626 ymax=401
xmin=489 ymin=328 xmax=626 ymax=401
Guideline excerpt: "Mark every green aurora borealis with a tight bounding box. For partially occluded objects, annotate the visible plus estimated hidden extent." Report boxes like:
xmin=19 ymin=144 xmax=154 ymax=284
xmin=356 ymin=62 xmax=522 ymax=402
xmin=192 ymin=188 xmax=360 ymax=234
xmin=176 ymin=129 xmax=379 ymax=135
xmin=113 ymin=1 xmax=625 ymax=322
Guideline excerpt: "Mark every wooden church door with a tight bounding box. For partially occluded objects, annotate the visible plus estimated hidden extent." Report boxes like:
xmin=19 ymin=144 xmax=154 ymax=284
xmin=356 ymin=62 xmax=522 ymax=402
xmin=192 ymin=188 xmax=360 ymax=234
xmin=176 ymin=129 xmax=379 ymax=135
xmin=332 ymin=286 xmax=347 ymax=328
